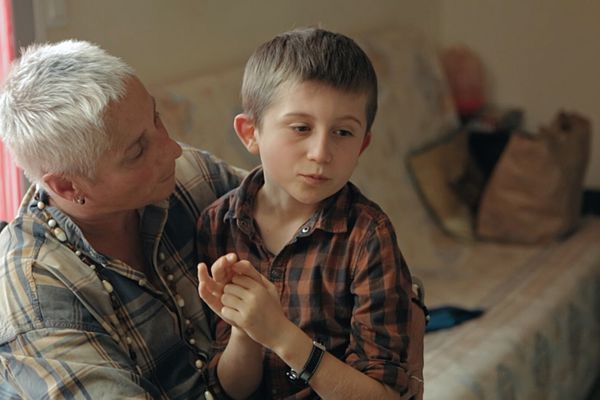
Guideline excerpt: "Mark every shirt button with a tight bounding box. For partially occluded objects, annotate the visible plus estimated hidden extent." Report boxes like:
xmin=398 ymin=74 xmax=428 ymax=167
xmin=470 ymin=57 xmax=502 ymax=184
xmin=126 ymin=336 xmax=133 ymax=344
xmin=138 ymin=278 xmax=147 ymax=286
xmin=176 ymin=294 xmax=185 ymax=307
xmin=159 ymin=252 xmax=166 ymax=261
xmin=204 ymin=390 xmax=214 ymax=400
xmin=189 ymin=338 xmax=196 ymax=345
xmin=195 ymin=359 xmax=205 ymax=369
xmin=269 ymin=269 xmax=282 ymax=280
xmin=185 ymin=319 xmax=191 ymax=326
xmin=167 ymin=274 xmax=174 ymax=281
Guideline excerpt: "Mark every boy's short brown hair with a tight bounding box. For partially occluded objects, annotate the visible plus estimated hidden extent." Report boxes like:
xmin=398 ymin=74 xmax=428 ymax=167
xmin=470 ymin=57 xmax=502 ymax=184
xmin=241 ymin=27 xmax=378 ymax=132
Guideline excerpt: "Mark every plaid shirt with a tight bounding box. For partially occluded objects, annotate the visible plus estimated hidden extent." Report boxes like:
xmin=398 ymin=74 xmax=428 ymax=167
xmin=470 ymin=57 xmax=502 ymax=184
xmin=198 ymin=168 xmax=414 ymax=399
xmin=0 ymin=145 xmax=242 ymax=399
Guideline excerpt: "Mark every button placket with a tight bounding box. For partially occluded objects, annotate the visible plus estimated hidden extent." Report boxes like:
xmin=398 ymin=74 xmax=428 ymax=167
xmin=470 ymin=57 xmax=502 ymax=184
xmin=157 ymin=248 xmax=200 ymax=352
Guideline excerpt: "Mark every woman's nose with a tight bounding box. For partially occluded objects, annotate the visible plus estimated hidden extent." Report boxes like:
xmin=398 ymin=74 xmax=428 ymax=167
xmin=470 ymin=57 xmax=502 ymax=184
xmin=162 ymin=129 xmax=183 ymax=160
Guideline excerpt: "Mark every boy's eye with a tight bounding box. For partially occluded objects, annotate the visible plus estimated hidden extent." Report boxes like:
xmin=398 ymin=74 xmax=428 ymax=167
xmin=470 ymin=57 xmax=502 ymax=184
xmin=334 ymin=129 xmax=353 ymax=137
xmin=291 ymin=125 xmax=310 ymax=133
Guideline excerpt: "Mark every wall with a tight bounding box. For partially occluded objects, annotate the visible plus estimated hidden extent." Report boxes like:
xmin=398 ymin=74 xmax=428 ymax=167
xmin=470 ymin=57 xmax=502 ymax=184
xmin=37 ymin=0 xmax=440 ymax=85
xmin=440 ymin=0 xmax=600 ymax=187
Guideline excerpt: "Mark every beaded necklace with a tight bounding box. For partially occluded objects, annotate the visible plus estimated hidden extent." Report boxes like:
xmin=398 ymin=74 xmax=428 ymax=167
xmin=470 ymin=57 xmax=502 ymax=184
xmin=33 ymin=192 xmax=214 ymax=399
xmin=34 ymin=195 xmax=142 ymax=367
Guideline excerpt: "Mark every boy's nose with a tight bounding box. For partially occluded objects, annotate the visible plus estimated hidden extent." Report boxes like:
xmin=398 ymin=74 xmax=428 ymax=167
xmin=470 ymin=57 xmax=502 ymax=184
xmin=307 ymin=133 xmax=332 ymax=164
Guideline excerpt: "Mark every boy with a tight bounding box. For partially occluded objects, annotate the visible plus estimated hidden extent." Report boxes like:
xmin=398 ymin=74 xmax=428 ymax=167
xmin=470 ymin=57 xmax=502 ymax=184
xmin=197 ymin=27 xmax=424 ymax=399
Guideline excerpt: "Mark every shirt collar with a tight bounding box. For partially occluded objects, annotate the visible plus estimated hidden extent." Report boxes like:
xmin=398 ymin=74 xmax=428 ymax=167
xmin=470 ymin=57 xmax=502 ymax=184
xmin=226 ymin=167 xmax=353 ymax=236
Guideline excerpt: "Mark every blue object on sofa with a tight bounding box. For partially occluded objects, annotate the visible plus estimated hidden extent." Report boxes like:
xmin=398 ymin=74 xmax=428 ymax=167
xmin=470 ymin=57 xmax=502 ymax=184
xmin=426 ymin=306 xmax=484 ymax=333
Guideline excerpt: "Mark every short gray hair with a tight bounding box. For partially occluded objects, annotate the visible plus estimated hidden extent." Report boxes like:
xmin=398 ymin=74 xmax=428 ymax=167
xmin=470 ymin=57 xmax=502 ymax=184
xmin=0 ymin=40 xmax=134 ymax=184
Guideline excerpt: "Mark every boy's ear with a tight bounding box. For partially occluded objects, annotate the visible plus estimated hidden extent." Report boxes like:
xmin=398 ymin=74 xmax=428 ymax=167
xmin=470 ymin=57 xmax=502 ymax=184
xmin=359 ymin=132 xmax=372 ymax=155
xmin=42 ymin=173 xmax=79 ymax=202
xmin=233 ymin=113 xmax=259 ymax=155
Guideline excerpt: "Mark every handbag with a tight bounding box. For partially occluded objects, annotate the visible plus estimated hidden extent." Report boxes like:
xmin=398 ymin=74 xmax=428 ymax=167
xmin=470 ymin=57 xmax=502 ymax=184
xmin=476 ymin=111 xmax=591 ymax=244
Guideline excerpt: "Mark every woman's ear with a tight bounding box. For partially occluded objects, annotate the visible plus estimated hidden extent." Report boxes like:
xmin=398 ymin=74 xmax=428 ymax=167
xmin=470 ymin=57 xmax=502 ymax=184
xmin=233 ymin=113 xmax=259 ymax=155
xmin=42 ymin=173 xmax=78 ymax=202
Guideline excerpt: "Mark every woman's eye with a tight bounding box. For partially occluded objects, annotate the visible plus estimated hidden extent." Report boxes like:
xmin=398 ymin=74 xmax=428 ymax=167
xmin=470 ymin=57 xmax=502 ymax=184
xmin=131 ymin=138 xmax=148 ymax=161
xmin=132 ymin=145 xmax=144 ymax=159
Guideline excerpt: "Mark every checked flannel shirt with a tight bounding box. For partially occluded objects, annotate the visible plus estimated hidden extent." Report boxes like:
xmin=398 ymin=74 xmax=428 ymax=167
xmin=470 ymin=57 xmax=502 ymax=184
xmin=198 ymin=167 xmax=415 ymax=399
xmin=0 ymin=145 xmax=242 ymax=399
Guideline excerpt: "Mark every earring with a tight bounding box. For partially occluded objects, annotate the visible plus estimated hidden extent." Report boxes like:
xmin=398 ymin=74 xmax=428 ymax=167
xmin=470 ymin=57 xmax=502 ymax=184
xmin=74 ymin=196 xmax=86 ymax=205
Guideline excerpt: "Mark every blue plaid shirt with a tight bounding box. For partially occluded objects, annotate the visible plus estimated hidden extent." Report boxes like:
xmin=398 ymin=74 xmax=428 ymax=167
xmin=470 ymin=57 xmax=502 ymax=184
xmin=0 ymin=145 xmax=242 ymax=399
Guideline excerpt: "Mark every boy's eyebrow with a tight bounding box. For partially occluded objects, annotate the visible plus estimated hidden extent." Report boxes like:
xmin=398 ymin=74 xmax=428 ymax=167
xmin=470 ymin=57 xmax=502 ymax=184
xmin=282 ymin=112 xmax=364 ymax=127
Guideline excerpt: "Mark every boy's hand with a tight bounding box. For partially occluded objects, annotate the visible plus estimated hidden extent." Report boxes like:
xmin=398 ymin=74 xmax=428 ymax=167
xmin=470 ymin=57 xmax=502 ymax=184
xmin=220 ymin=260 xmax=287 ymax=347
xmin=197 ymin=253 xmax=238 ymax=323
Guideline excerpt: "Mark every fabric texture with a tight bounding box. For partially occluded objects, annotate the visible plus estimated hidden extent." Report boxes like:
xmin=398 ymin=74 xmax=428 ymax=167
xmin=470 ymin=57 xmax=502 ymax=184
xmin=197 ymin=167 xmax=417 ymax=399
xmin=0 ymin=145 xmax=242 ymax=399
xmin=422 ymin=219 xmax=600 ymax=399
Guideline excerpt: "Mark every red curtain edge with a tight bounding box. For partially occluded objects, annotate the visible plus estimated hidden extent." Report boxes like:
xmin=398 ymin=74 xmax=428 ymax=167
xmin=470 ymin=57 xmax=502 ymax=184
xmin=1 ymin=0 xmax=23 ymax=222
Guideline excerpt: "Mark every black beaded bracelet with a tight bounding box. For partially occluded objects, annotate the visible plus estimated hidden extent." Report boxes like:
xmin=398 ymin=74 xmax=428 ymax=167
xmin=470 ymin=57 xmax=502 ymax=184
xmin=286 ymin=341 xmax=326 ymax=385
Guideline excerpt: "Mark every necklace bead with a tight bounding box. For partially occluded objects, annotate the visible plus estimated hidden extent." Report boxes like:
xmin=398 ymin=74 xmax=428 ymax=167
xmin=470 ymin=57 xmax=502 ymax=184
xmin=102 ymin=280 xmax=114 ymax=293
xmin=53 ymin=227 xmax=67 ymax=242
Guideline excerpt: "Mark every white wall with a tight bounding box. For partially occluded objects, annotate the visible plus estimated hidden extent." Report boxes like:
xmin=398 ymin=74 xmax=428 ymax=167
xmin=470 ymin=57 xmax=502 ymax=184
xmin=38 ymin=0 xmax=440 ymax=85
xmin=440 ymin=0 xmax=600 ymax=187
xmin=38 ymin=1 xmax=598 ymax=186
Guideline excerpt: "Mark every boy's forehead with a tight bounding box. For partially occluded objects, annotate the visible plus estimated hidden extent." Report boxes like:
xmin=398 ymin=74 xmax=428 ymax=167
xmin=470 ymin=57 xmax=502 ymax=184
xmin=265 ymin=80 xmax=370 ymax=132
xmin=276 ymin=80 xmax=369 ymax=108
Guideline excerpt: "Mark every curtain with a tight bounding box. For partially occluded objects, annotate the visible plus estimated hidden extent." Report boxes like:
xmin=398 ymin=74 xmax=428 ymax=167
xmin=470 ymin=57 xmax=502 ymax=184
xmin=0 ymin=0 xmax=22 ymax=222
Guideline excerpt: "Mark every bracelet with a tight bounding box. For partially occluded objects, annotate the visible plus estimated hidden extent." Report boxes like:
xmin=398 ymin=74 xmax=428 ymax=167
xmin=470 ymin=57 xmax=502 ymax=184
xmin=286 ymin=340 xmax=326 ymax=385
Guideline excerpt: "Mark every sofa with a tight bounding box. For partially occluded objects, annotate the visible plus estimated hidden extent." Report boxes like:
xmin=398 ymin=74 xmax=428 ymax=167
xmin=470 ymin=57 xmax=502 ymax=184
xmin=153 ymin=26 xmax=600 ymax=400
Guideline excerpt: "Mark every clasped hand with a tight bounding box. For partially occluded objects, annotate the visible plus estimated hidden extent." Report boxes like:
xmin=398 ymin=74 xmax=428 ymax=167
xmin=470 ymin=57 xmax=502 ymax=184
xmin=197 ymin=253 xmax=284 ymax=346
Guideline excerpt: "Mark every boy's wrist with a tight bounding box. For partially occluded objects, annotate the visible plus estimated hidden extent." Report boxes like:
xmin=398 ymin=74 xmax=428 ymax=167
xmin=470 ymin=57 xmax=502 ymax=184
xmin=269 ymin=321 xmax=313 ymax=366
xmin=230 ymin=326 xmax=254 ymax=344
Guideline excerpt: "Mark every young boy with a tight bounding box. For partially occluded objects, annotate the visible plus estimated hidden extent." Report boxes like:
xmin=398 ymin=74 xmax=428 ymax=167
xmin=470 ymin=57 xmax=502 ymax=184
xmin=197 ymin=28 xmax=424 ymax=399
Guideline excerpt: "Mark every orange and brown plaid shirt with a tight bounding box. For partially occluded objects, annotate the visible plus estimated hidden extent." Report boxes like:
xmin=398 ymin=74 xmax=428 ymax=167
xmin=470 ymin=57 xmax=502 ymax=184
xmin=198 ymin=167 xmax=414 ymax=399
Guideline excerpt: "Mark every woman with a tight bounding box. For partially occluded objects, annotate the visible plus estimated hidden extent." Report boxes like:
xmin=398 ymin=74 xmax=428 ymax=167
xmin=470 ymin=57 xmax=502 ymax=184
xmin=0 ymin=40 xmax=241 ymax=399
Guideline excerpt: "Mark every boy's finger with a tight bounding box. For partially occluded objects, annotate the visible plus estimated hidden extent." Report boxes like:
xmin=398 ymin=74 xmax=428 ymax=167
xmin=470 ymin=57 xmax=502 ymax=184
xmin=197 ymin=262 xmax=209 ymax=281
xmin=212 ymin=253 xmax=237 ymax=282
xmin=232 ymin=260 xmax=260 ymax=279
xmin=232 ymin=260 xmax=271 ymax=288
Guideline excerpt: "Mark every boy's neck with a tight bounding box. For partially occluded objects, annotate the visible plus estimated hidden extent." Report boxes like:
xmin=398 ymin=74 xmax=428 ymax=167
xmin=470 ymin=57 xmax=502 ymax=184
xmin=253 ymin=187 xmax=318 ymax=255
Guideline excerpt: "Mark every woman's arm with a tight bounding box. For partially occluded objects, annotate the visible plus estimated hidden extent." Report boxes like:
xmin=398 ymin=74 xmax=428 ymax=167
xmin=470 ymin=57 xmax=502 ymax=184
xmin=1 ymin=328 xmax=158 ymax=399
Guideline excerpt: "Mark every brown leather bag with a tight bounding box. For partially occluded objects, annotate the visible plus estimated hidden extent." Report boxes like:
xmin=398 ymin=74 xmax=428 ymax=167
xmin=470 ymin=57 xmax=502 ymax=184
xmin=476 ymin=111 xmax=591 ymax=244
